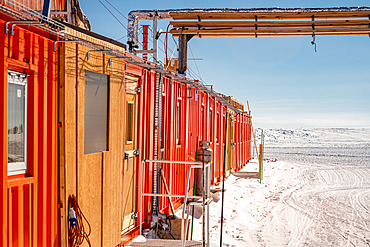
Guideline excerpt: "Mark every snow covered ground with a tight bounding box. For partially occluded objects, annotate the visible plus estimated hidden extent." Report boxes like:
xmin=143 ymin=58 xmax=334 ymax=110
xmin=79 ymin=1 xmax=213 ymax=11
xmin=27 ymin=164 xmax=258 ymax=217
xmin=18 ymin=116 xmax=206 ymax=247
xmin=190 ymin=128 xmax=370 ymax=246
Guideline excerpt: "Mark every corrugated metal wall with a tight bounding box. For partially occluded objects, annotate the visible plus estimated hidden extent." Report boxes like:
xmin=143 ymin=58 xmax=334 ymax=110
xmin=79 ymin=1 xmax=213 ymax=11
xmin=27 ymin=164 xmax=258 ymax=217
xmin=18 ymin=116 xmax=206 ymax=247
xmin=0 ymin=0 xmax=67 ymax=11
xmin=0 ymin=20 xmax=59 ymax=246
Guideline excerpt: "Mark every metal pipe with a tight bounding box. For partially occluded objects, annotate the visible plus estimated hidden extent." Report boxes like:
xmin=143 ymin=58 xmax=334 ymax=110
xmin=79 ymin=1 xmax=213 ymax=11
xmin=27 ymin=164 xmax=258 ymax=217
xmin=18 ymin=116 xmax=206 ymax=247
xmin=87 ymin=49 xmax=111 ymax=60
xmin=53 ymin=40 xmax=79 ymax=51
xmin=202 ymin=159 xmax=206 ymax=247
xmin=139 ymin=160 xmax=144 ymax=235
xmin=152 ymin=13 xmax=158 ymax=62
xmin=5 ymin=21 xmax=42 ymax=35
xmin=181 ymin=167 xmax=193 ymax=246
xmin=143 ymin=159 xmax=203 ymax=165
xmin=108 ymin=56 xmax=126 ymax=66
xmin=219 ymin=112 xmax=228 ymax=247
xmin=141 ymin=193 xmax=202 ymax=199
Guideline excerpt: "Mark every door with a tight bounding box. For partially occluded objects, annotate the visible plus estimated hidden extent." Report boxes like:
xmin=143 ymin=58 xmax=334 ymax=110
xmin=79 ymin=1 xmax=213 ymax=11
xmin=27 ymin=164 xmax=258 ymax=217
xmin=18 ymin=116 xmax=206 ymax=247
xmin=122 ymin=75 xmax=139 ymax=233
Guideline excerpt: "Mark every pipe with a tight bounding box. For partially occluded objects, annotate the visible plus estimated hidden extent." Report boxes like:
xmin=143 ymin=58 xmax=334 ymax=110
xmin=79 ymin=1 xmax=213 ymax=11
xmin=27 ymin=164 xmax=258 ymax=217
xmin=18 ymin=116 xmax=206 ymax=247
xmin=191 ymin=136 xmax=199 ymax=240
xmin=219 ymin=112 xmax=228 ymax=246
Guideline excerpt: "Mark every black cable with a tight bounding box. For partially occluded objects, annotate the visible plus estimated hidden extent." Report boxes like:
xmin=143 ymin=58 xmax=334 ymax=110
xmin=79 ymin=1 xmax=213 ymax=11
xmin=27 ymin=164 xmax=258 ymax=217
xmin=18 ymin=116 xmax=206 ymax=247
xmin=219 ymin=112 xmax=228 ymax=247
xmin=165 ymin=213 xmax=176 ymax=240
xmin=97 ymin=0 xmax=128 ymax=32
xmin=68 ymin=194 xmax=91 ymax=247
xmin=103 ymin=0 xmax=128 ymax=21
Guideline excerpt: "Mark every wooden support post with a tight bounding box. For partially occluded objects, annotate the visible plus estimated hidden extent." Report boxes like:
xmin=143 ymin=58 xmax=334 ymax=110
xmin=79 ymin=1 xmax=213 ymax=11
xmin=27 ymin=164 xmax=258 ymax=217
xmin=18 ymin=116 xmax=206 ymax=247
xmin=247 ymin=101 xmax=259 ymax=159
xmin=42 ymin=0 xmax=52 ymax=18
xmin=259 ymin=129 xmax=264 ymax=183
xmin=178 ymin=34 xmax=193 ymax=75
xmin=160 ymin=169 xmax=175 ymax=216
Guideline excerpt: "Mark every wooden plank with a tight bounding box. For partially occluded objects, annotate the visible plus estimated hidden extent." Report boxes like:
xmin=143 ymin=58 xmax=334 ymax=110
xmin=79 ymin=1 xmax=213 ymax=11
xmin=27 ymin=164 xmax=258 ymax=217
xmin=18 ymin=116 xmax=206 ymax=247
xmin=101 ymin=54 xmax=125 ymax=246
xmin=58 ymin=41 xmax=67 ymax=247
xmin=129 ymin=239 xmax=202 ymax=246
xmin=76 ymin=46 xmax=103 ymax=246
xmin=170 ymin=19 xmax=370 ymax=28
xmin=170 ymin=10 xmax=370 ymax=20
xmin=59 ymin=42 xmax=79 ymax=247
xmin=172 ymin=31 xmax=370 ymax=37
xmin=171 ymin=27 xmax=370 ymax=35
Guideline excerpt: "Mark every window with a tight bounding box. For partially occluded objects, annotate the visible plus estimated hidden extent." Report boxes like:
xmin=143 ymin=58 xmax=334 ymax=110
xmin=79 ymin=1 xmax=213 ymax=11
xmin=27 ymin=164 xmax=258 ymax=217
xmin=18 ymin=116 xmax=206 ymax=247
xmin=200 ymin=106 xmax=204 ymax=140
xmin=209 ymin=109 xmax=213 ymax=141
xmin=161 ymin=94 xmax=165 ymax=149
xmin=176 ymin=101 xmax=180 ymax=145
xmin=216 ymin=112 xmax=220 ymax=143
xmin=84 ymin=71 xmax=109 ymax=154
xmin=126 ymin=102 xmax=134 ymax=143
xmin=7 ymin=71 xmax=27 ymax=176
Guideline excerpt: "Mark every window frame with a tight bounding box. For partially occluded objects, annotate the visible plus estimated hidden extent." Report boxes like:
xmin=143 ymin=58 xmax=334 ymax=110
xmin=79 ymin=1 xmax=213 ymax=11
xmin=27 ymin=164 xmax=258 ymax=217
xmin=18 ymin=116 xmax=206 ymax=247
xmin=216 ymin=111 xmax=220 ymax=144
xmin=176 ymin=85 xmax=182 ymax=146
xmin=126 ymin=101 xmax=134 ymax=144
xmin=84 ymin=70 xmax=110 ymax=155
xmin=7 ymin=71 xmax=28 ymax=176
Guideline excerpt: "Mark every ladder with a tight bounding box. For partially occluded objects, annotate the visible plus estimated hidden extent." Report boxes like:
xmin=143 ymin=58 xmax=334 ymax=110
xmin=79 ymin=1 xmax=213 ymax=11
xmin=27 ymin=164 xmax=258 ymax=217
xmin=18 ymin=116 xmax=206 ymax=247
xmin=152 ymin=73 xmax=163 ymax=214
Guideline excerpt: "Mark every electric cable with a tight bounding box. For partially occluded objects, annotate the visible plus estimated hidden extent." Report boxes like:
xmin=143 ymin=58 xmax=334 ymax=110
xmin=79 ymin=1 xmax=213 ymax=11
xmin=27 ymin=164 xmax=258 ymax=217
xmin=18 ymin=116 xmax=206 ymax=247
xmin=97 ymin=0 xmax=128 ymax=32
xmin=102 ymin=0 xmax=128 ymax=21
xmin=219 ymin=112 xmax=228 ymax=247
xmin=189 ymin=45 xmax=203 ymax=81
xmin=68 ymin=194 xmax=91 ymax=247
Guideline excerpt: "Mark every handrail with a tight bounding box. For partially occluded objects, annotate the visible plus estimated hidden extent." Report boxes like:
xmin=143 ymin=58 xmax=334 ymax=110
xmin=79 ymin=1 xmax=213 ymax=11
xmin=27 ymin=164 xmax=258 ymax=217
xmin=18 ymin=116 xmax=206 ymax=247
xmin=139 ymin=159 xmax=211 ymax=247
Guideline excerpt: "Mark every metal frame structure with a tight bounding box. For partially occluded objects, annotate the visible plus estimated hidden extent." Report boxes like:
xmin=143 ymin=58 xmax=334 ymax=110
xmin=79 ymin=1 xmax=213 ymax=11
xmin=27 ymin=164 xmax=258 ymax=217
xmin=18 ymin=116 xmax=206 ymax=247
xmin=139 ymin=159 xmax=211 ymax=247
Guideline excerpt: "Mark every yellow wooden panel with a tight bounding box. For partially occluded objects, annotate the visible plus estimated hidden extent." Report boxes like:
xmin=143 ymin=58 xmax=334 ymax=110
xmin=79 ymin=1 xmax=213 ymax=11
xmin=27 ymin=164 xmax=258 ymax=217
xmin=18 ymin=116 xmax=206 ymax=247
xmin=170 ymin=10 xmax=370 ymax=20
xmin=77 ymin=46 xmax=104 ymax=247
xmin=78 ymin=153 xmax=103 ymax=247
xmin=59 ymin=42 xmax=79 ymax=247
xmin=101 ymin=55 xmax=125 ymax=246
xmin=60 ymin=31 xmax=127 ymax=247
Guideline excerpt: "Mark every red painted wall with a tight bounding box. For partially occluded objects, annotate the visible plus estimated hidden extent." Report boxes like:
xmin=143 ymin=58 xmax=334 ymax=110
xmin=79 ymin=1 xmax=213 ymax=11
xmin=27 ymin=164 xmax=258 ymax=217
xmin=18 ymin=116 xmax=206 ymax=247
xmin=0 ymin=19 xmax=59 ymax=246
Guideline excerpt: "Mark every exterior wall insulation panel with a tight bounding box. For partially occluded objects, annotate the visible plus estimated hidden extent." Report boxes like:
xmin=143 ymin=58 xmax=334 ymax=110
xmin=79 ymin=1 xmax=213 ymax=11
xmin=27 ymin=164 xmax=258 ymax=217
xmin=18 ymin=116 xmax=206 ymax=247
xmin=59 ymin=42 xmax=126 ymax=247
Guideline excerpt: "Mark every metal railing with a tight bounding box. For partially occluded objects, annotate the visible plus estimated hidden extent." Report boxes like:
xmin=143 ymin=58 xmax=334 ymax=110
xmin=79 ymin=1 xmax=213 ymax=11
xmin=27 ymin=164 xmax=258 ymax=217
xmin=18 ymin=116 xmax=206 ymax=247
xmin=139 ymin=159 xmax=211 ymax=247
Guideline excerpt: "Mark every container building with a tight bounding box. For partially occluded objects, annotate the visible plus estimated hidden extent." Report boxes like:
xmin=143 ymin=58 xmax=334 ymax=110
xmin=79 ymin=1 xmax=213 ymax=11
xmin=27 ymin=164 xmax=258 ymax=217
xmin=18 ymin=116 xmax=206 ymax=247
xmin=0 ymin=1 xmax=252 ymax=246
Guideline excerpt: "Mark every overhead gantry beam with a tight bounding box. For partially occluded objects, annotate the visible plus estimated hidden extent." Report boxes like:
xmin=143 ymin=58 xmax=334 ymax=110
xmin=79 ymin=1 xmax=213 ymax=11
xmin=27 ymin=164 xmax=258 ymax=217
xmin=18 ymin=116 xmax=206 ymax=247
xmin=169 ymin=9 xmax=370 ymax=21
xmin=168 ymin=8 xmax=370 ymax=73
xmin=169 ymin=9 xmax=370 ymax=37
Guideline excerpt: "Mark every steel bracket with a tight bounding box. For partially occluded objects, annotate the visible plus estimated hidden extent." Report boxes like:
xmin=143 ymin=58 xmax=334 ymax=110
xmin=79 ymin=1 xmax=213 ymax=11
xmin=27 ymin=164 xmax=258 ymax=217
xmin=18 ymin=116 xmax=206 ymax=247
xmin=108 ymin=56 xmax=126 ymax=66
xmin=131 ymin=212 xmax=138 ymax=219
xmin=5 ymin=21 xmax=42 ymax=35
xmin=53 ymin=40 xmax=79 ymax=51
xmin=87 ymin=49 xmax=111 ymax=60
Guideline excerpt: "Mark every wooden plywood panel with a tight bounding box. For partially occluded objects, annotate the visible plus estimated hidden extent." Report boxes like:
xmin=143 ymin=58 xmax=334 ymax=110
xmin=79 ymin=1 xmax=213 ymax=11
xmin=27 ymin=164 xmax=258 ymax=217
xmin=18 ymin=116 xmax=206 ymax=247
xmin=78 ymin=153 xmax=103 ymax=247
xmin=59 ymin=42 xmax=78 ymax=247
xmin=58 ymin=28 xmax=128 ymax=247
xmin=169 ymin=10 xmax=370 ymax=20
xmin=76 ymin=46 xmax=104 ymax=247
xmin=102 ymin=55 xmax=125 ymax=246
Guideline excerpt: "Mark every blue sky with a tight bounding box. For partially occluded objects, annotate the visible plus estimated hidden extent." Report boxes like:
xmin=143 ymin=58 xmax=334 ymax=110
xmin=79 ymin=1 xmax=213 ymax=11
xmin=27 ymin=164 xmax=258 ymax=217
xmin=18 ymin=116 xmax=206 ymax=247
xmin=80 ymin=0 xmax=370 ymax=128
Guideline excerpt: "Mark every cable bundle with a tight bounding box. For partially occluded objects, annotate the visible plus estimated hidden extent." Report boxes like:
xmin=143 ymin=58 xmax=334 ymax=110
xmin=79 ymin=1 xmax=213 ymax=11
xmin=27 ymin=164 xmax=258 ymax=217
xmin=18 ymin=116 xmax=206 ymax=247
xmin=68 ymin=194 xmax=91 ymax=247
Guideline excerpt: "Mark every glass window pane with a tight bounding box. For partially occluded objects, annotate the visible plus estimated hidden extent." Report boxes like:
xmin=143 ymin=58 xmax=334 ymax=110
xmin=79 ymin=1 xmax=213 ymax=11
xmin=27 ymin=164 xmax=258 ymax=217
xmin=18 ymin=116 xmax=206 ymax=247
xmin=216 ymin=113 xmax=220 ymax=143
xmin=176 ymin=101 xmax=180 ymax=144
xmin=84 ymin=71 xmax=109 ymax=154
xmin=127 ymin=103 xmax=133 ymax=142
xmin=7 ymin=71 xmax=27 ymax=176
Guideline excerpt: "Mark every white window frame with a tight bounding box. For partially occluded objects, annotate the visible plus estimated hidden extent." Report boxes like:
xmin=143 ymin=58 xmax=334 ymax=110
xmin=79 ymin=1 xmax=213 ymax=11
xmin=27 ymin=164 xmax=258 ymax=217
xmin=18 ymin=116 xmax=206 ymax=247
xmin=7 ymin=71 xmax=27 ymax=176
